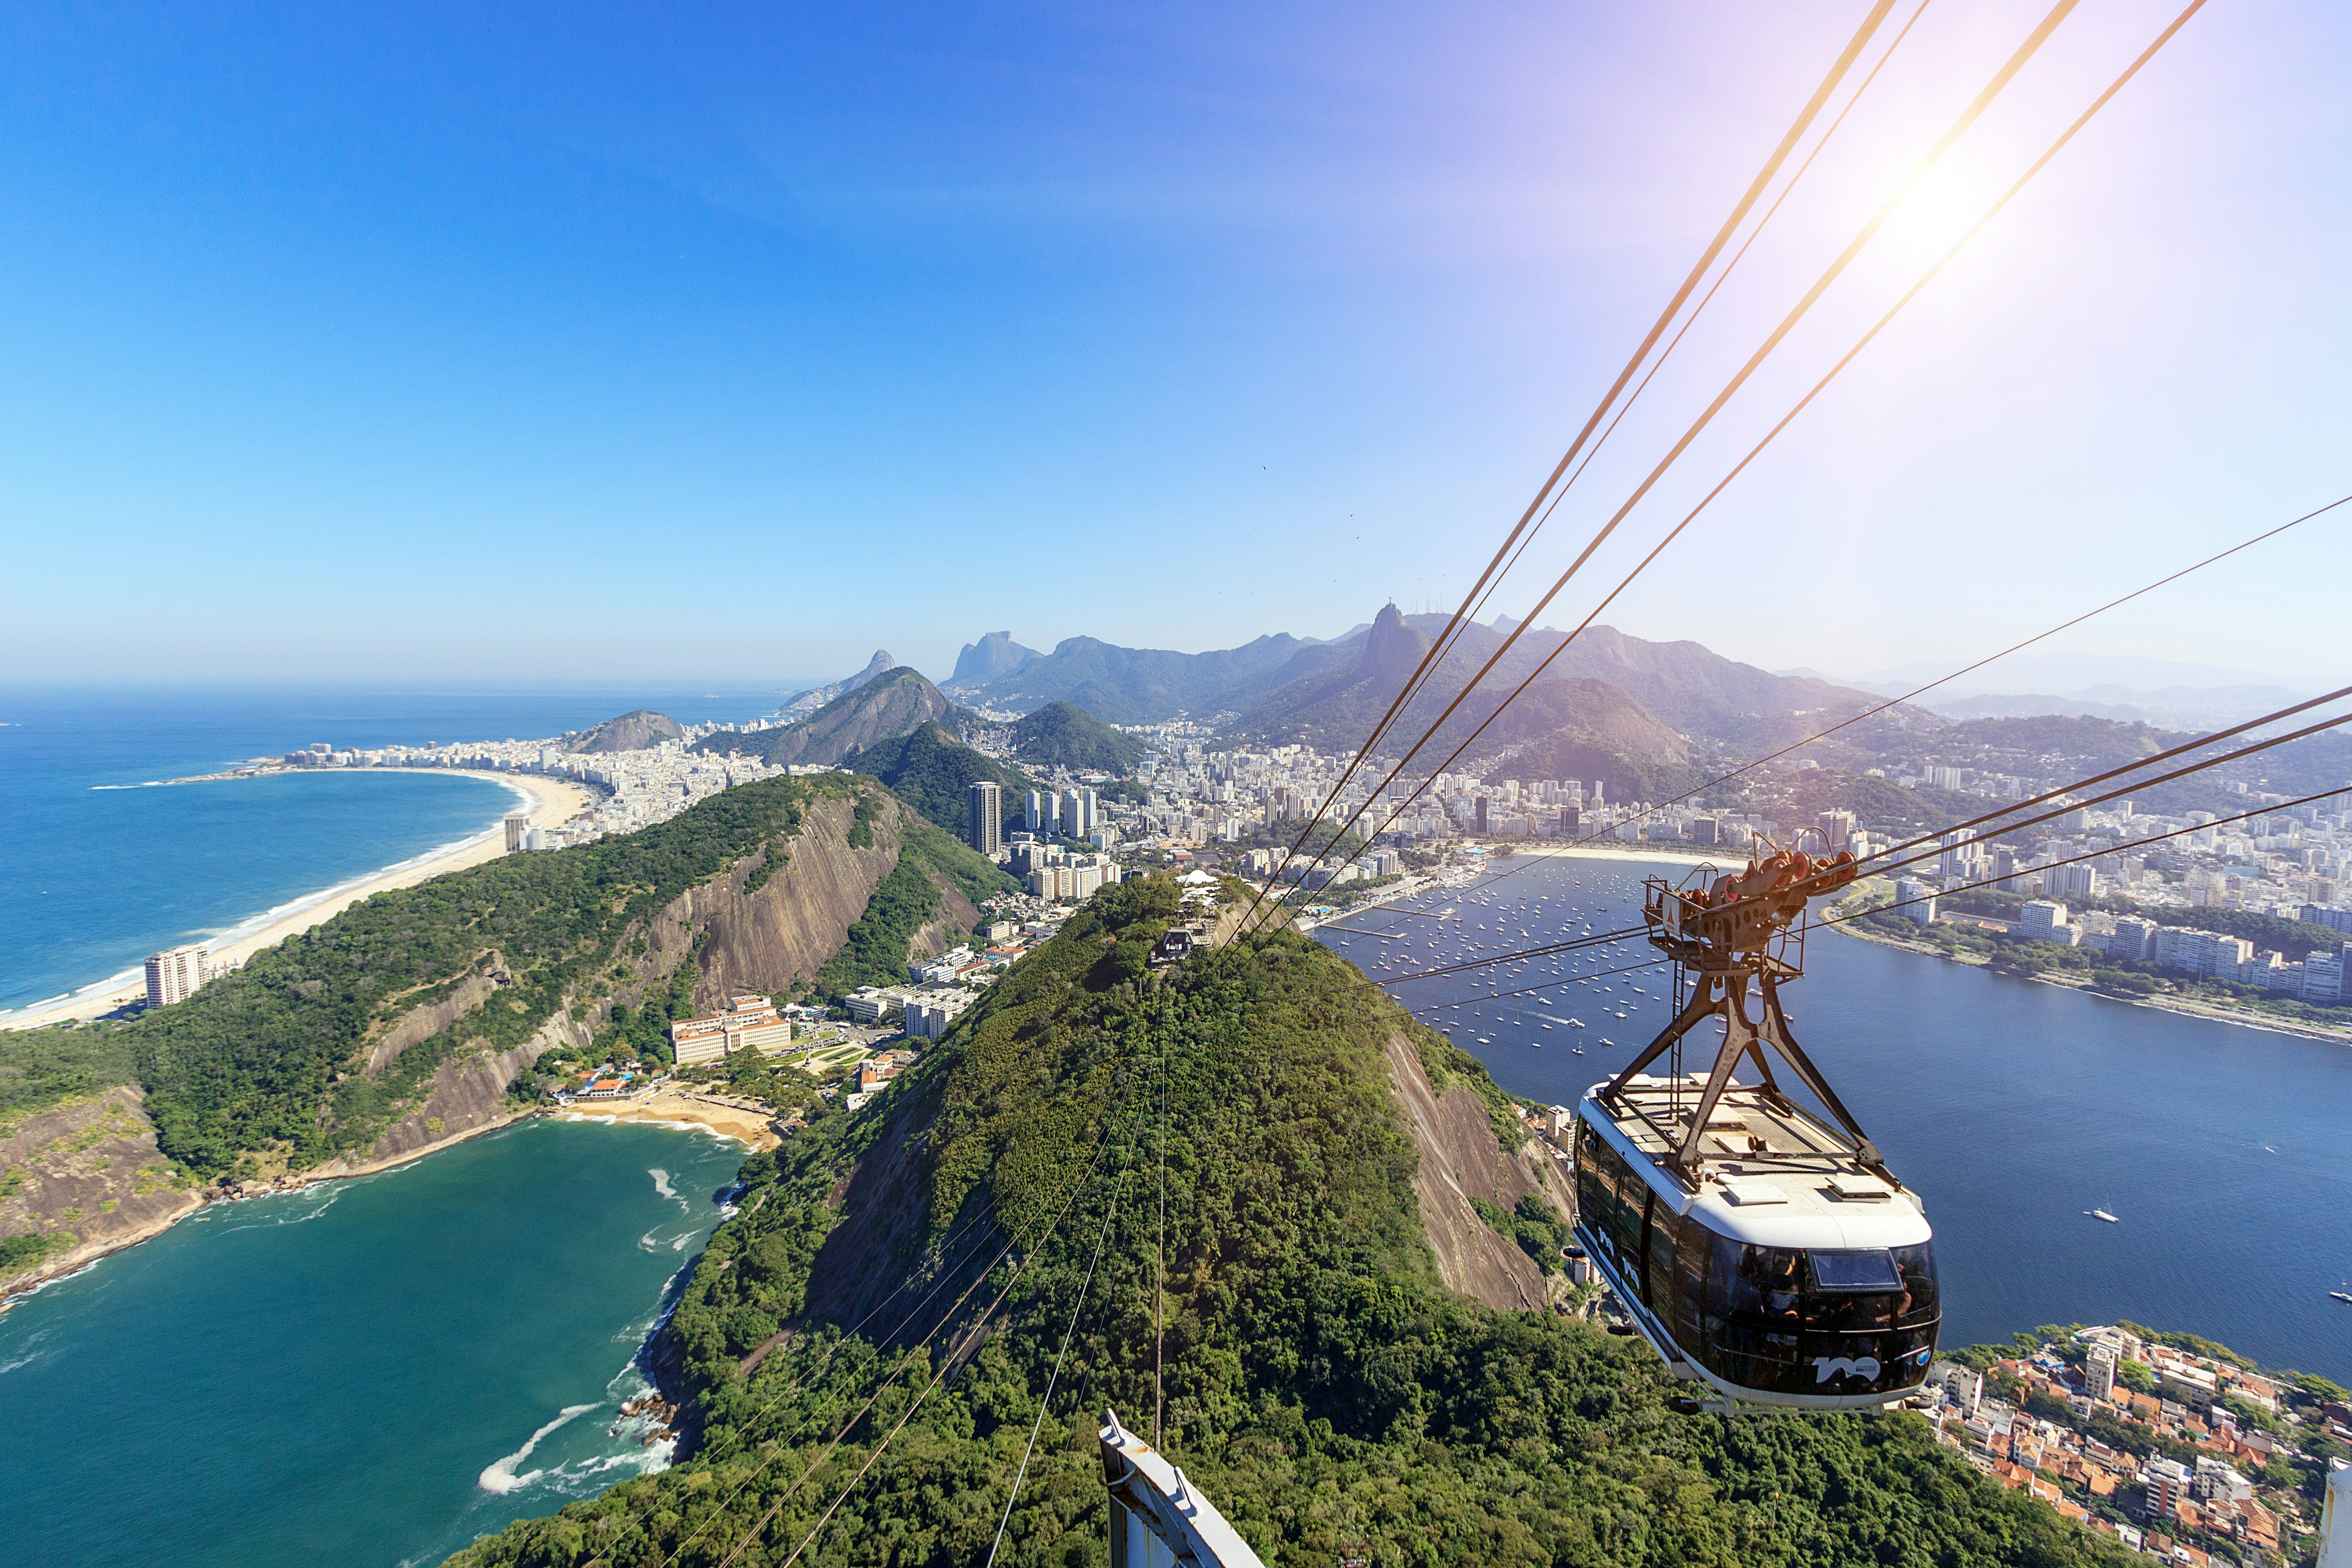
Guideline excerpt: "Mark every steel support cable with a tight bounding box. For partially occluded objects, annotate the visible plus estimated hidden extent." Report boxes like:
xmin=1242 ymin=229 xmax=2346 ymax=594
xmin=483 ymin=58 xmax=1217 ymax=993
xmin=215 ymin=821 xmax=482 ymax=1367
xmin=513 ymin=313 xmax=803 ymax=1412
xmin=697 ymin=1078 xmax=1146 ymax=1568
xmin=1284 ymin=728 xmax=2324 ymax=1024
xmin=1154 ymin=1024 xmax=1166 ymax=1451
xmin=1393 ymin=955 xmax=1676 ymax=1019
xmin=1247 ymin=0 xmax=2202 ymax=922
xmin=1465 ymin=0 xmax=1940 ymax=632
xmin=1436 ymin=493 xmax=2350 ymax=908
xmin=1854 ymin=685 xmax=2352 ymax=872
xmin=1851 ymin=706 xmax=2352 ymax=887
xmin=1235 ymin=0 xmax=1905 ymax=928
xmin=1277 ymin=926 xmax=1651 ymax=1012
xmin=1829 ymin=784 xmax=2352 ymax=926
xmin=760 ymin=1094 xmax=1157 ymax=1568
xmin=1296 ymin=698 xmax=2337 ymax=1010
xmin=1273 ymin=929 xmax=1651 ymax=1016
xmin=1242 ymin=0 xmax=2086 ymax=938
xmin=643 ymin=1214 xmax=1012 ymax=1568
xmin=983 ymin=1097 xmax=1149 ymax=1568
xmin=1374 ymin=925 xmax=1643 ymax=982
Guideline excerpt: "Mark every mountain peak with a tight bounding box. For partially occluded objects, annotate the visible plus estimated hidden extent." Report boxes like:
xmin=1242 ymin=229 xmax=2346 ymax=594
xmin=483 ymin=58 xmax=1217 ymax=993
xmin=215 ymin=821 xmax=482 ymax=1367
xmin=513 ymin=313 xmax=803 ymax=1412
xmin=951 ymin=630 xmax=1039 ymax=687
xmin=565 ymin=709 xmax=686 ymax=754
xmin=1357 ymin=602 xmax=1430 ymax=687
xmin=847 ymin=650 xmax=895 ymax=690
xmin=697 ymin=666 xmax=956 ymax=769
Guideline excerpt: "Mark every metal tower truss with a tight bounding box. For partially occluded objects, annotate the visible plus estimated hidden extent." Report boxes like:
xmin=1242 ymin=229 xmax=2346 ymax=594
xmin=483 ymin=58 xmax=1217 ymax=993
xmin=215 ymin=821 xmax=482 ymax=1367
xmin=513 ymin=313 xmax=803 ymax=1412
xmin=1600 ymin=866 xmax=1894 ymax=1190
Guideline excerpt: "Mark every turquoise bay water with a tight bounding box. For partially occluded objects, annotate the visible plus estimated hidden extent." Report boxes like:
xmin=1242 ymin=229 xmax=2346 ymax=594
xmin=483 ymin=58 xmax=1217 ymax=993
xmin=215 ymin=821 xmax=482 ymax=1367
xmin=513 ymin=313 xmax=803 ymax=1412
xmin=0 ymin=1120 xmax=746 ymax=1568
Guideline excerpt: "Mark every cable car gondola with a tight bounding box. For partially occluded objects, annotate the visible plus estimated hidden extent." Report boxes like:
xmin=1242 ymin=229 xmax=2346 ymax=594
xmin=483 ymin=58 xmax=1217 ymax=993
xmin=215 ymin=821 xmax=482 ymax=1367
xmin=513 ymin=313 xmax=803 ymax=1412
xmin=1570 ymin=852 xmax=1939 ymax=1411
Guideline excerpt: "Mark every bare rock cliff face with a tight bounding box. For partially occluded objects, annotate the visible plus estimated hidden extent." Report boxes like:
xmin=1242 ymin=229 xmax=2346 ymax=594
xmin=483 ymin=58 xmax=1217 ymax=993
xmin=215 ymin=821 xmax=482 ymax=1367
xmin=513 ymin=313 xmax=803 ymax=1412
xmin=677 ymin=794 xmax=892 ymax=1010
xmin=338 ymin=789 xmax=951 ymax=1173
xmin=681 ymin=793 xmax=974 ymax=1009
xmin=0 ymin=1087 xmax=202 ymax=1289
xmin=365 ymin=967 xmax=507 ymax=1073
xmin=1383 ymin=1032 xmax=1579 ymax=1313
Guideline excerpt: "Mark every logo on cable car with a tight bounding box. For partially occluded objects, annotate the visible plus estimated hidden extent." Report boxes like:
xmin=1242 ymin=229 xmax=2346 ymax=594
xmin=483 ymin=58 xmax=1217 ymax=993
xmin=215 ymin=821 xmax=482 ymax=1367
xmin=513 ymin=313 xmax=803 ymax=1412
xmin=1812 ymin=1355 xmax=1882 ymax=1384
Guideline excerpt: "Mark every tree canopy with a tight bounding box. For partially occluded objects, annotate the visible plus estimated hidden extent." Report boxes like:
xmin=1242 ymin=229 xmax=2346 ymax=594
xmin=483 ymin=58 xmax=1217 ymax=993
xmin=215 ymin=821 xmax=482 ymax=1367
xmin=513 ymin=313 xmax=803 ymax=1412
xmin=452 ymin=878 xmax=2130 ymax=1568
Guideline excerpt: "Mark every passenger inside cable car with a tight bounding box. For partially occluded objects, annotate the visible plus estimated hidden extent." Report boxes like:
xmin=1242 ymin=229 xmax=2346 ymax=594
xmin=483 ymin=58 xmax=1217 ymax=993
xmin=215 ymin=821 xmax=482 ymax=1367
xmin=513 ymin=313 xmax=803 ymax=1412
xmin=1575 ymin=1119 xmax=1937 ymax=1402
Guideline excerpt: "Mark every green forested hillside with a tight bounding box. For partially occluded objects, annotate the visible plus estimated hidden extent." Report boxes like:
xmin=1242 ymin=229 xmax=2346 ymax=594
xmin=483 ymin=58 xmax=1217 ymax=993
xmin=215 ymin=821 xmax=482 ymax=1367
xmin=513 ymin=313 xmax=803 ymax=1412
xmin=105 ymin=774 xmax=1015 ymax=1180
xmin=0 ymin=1030 xmax=138 ymax=1134
xmin=452 ymin=878 xmax=2125 ymax=1568
xmin=1006 ymin=700 xmax=1146 ymax=774
xmin=843 ymin=721 xmax=1040 ymax=833
xmin=120 ymin=775 xmax=867 ymax=1174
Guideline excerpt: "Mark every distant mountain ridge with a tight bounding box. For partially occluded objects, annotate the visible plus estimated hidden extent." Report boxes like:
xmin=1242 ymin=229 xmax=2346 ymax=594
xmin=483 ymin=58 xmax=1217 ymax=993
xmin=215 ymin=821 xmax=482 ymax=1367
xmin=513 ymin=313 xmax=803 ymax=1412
xmin=700 ymin=666 xmax=964 ymax=769
xmin=960 ymin=632 xmax=1329 ymax=722
xmin=961 ymin=612 xmax=1879 ymax=750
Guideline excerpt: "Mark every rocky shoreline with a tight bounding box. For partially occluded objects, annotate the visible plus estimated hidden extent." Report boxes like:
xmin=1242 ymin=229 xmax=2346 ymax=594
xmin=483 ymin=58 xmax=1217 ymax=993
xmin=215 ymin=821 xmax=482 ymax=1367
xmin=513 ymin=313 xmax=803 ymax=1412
xmin=1 ymin=1102 xmax=534 ymax=1306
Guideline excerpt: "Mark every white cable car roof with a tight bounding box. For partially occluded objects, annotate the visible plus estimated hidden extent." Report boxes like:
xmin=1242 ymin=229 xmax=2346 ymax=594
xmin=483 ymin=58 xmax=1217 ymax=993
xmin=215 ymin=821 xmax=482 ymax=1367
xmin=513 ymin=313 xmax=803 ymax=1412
xmin=1582 ymin=1078 xmax=1929 ymax=1251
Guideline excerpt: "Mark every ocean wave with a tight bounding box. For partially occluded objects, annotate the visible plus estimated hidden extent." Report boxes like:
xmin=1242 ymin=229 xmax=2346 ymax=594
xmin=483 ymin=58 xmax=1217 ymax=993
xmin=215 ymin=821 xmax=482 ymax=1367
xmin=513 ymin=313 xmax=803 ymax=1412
xmin=0 ymin=1326 xmax=55 ymax=1377
xmin=217 ymin=1188 xmax=342 ymax=1232
xmin=648 ymin=1168 xmax=676 ymax=1200
xmin=638 ymin=1229 xmax=662 ymax=1252
xmin=478 ymin=1401 xmax=602 ymax=1494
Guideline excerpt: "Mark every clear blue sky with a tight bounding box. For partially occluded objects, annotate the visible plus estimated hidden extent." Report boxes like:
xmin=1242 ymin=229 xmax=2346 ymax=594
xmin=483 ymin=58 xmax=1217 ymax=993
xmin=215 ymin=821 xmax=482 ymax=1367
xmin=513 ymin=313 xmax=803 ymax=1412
xmin=4 ymin=1 xmax=2343 ymax=687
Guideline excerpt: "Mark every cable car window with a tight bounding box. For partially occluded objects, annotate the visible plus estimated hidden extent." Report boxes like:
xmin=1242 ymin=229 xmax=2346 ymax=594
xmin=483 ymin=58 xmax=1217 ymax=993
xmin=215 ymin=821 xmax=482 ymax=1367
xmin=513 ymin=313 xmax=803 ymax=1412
xmin=1669 ymin=1209 xmax=1710 ymax=1348
xmin=1576 ymin=1128 xmax=1609 ymax=1249
xmin=1644 ymin=1196 xmax=1677 ymax=1320
xmin=1892 ymin=1243 xmax=1937 ymax=1327
xmin=1608 ymin=1152 xmax=1645 ymax=1273
xmin=1808 ymin=1251 xmax=1903 ymax=1291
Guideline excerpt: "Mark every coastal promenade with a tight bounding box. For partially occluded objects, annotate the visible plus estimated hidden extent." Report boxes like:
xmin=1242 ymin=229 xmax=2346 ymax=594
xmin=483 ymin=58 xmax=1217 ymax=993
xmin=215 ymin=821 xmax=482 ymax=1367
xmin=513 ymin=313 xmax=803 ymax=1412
xmin=4 ymin=769 xmax=591 ymax=1032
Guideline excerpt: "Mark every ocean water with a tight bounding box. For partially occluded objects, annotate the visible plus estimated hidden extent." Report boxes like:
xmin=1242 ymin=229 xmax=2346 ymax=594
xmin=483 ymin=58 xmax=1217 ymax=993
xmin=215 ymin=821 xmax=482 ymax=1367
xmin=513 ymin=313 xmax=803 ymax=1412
xmin=0 ymin=683 xmax=788 ymax=1014
xmin=0 ymin=1118 xmax=748 ymax=1568
xmin=1318 ymin=852 xmax=2352 ymax=1379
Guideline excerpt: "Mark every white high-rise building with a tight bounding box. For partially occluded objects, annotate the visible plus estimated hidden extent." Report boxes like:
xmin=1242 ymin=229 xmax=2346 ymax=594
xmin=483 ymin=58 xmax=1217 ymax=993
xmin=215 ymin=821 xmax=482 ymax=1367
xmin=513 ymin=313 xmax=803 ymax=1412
xmin=2085 ymin=1344 xmax=2117 ymax=1401
xmin=2020 ymin=901 xmax=2072 ymax=942
xmin=503 ymin=812 xmax=531 ymax=852
xmin=1894 ymin=877 xmax=1937 ymax=925
xmin=145 ymin=944 xmax=209 ymax=1008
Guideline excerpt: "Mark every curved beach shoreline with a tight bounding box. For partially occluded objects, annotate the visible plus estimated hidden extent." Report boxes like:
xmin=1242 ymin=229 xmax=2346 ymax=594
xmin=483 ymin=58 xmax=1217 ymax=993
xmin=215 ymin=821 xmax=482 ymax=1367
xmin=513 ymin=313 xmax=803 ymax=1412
xmin=2 ymin=769 xmax=593 ymax=1032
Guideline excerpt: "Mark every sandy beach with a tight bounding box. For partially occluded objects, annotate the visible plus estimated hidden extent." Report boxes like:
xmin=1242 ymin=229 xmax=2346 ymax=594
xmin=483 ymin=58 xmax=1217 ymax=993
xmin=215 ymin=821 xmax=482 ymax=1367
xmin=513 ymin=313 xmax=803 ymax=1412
xmin=564 ymin=1089 xmax=782 ymax=1151
xmin=5 ymin=769 xmax=593 ymax=1032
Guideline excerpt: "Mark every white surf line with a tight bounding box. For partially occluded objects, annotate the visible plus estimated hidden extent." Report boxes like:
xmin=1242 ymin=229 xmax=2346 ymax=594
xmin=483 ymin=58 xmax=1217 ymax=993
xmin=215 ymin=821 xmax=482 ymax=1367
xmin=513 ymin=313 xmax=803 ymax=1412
xmin=1 ymin=774 xmax=532 ymax=1022
xmin=479 ymin=1402 xmax=603 ymax=1494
